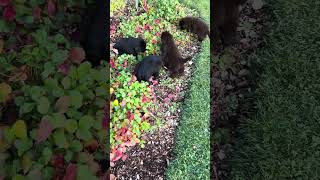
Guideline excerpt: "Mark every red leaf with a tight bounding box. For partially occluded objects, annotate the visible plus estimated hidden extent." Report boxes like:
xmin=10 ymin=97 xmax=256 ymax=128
xmin=151 ymin=39 xmax=157 ymax=44
xmin=143 ymin=0 xmax=148 ymax=12
xmin=123 ymin=60 xmax=128 ymax=67
xmin=141 ymin=96 xmax=149 ymax=103
xmin=121 ymin=154 xmax=128 ymax=161
xmin=154 ymin=19 xmax=161 ymax=24
xmin=168 ymin=94 xmax=175 ymax=99
xmin=163 ymin=97 xmax=170 ymax=103
xmin=63 ymin=164 xmax=77 ymax=180
xmin=58 ymin=62 xmax=71 ymax=75
xmin=110 ymin=59 xmax=115 ymax=68
xmin=152 ymin=80 xmax=158 ymax=85
xmin=51 ymin=154 xmax=65 ymax=168
xmin=46 ymin=0 xmax=56 ymax=17
xmin=68 ymin=47 xmax=86 ymax=64
xmin=33 ymin=6 xmax=41 ymax=19
xmin=135 ymin=26 xmax=142 ymax=33
xmin=3 ymin=5 xmax=15 ymax=21
xmin=156 ymin=32 xmax=161 ymax=37
xmin=36 ymin=118 xmax=54 ymax=143
xmin=0 ymin=0 xmax=9 ymax=6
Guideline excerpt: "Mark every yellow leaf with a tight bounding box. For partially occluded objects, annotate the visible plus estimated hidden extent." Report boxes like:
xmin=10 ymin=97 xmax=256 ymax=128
xmin=0 ymin=82 xmax=12 ymax=103
xmin=110 ymin=87 xmax=114 ymax=94
xmin=22 ymin=153 xmax=33 ymax=173
xmin=113 ymin=99 xmax=119 ymax=107
xmin=13 ymin=120 xmax=27 ymax=139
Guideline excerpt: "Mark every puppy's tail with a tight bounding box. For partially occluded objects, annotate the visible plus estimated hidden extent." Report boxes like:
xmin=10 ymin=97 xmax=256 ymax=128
xmin=182 ymin=56 xmax=192 ymax=63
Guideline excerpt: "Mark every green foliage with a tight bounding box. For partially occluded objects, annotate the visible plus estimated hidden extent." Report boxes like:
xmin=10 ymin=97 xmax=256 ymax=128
xmin=0 ymin=1 xmax=108 ymax=179
xmin=117 ymin=0 xmax=197 ymax=55
xmin=110 ymin=71 xmax=154 ymax=152
xmin=110 ymin=0 xmax=126 ymax=16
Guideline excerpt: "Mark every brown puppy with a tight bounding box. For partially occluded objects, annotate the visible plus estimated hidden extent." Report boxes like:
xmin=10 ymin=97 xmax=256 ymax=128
xmin=212 ymin=0 xmax=247 ymax=48
xmin=160 ymin=31 xmax=191 ymax=78
xmin=179 ymin=16 xmax=210 ymax=41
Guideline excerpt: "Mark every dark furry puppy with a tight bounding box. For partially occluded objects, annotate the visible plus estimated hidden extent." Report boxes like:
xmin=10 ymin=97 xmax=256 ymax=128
xmin=79 ymin=0 xmax=108 ymax=67
xmin=212 ymin=0 xmax=247 ymax=48
xmin=160 ymin=31 xmax=191 ymax=78
xmin=179 ymin=16 xmax=210 ymax=41
xmin=114 ymin=37 xmax=147 ymax=59
xmin=134 ymin=55 xmax=162 ymax=82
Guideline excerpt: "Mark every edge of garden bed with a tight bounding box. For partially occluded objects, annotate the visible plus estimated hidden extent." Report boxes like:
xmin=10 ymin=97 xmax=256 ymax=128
xmin=165 ymin=0 xmax=210 ymax=179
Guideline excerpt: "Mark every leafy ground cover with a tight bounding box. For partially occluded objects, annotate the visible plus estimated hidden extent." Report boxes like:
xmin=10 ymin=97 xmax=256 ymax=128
xmin=109 ymin=0 xmax=208 ymax=179
xmin=212 ymin=0 xmax=320 ymax=179
xmin=0 ymin=1 xmax=108 ymax=179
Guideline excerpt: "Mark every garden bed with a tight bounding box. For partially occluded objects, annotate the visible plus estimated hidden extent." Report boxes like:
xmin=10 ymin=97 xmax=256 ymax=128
xmin=109 ymin=0 xmax=205 ymax=179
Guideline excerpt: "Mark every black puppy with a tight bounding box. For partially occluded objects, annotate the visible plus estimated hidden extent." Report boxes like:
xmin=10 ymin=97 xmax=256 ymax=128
xmin=179 ymin=16 xmax=210 ymax=41
xmin=114 ymin=37 xmax=147 ymax=60
xmin=79 ymin=0 xmax=108 ymax=67
xmin=160 ymin=31 xmax=192 ymax=78
xmin=134 ymin=55 xmax=162 ymax=81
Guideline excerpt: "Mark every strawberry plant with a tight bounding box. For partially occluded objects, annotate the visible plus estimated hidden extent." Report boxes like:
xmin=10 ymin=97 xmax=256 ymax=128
xmin=118 ymin=0 xmax=197 ymax=55
xmin=110 ymin=71 xmax=155 ymax=163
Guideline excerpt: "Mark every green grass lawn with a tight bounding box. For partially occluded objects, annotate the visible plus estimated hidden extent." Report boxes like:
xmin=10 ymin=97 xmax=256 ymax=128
xmin=229 ymin=0 xmax=320 ymax=179
xmin=165 ymin=0 xmax=210 ymax=179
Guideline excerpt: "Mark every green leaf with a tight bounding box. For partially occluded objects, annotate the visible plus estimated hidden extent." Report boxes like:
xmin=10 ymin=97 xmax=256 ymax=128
xmin=21 ymin=153 xmax=33 ymax=173
xmin=78 ymin=115 xmax=94 ymax=130
xmin=64 ymin=150 xmax=73 ymax=162
xmin=42 ymin=166 xmax=54 ymax=180
xmin=51 ymin=50 xmax=68 ymax=64
xmin=12 ymin=120 xmax=27 ymax=139
xmin=77 ymin=62 xmax=91 ymax=79
xmin=95 ymin=87 xmax=107 ymax=97
xmin=14 ymin=139 xmax=33 ymax=156
xmin=76 ymin=129 xmax=92 ymax=141
xmin=13 ymin=174 xmax=24 ymax=180
xmin=69 ymin=90 xmax=83 ymax=108
xmin=54 ymin=34 xmax=66 ymax=44
xmin=69 ymin=140 xmax=83 ymax=152
xmin=53 ymin=129 xmax=68 ymax=149
xmin=61 ymin=77 xmax=71 ymax=89
xmin=48 ymin=113 xmax=66 ymax=129
xmin=37 ymin=97 xmax=50 ymax=114
xmin=3 ymin=127 xmax=15 ymax=143
xmin=41 ymin=147 xmax=52 ymax=165
xmin=0 ymin=20 xmax=10 ymax=33
xmin=20 ymin=103 xmax=35 ymax=114
xmin=64 ymin=119 xmax=78 ymax=134
xmin=77 ymin=165 xmax=98 ymax=180
xmin=41 ymin=62 xmax=55 ymax=79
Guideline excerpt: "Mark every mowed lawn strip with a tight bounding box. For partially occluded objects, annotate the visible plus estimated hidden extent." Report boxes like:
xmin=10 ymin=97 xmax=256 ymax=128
xmin=165 ymin=0 xmax=210 ymax=179
xmin=230 ymin=0 xmax=320 ymax=179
